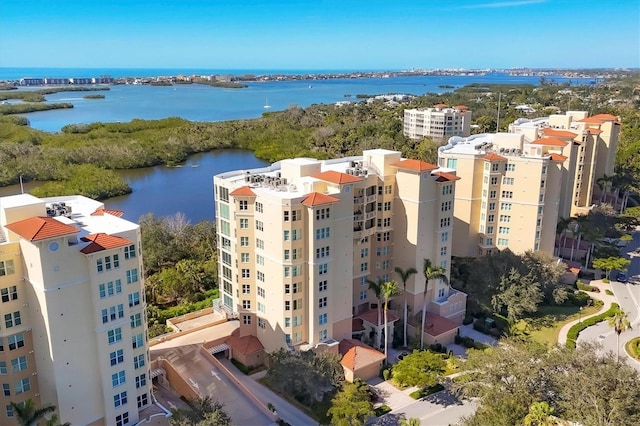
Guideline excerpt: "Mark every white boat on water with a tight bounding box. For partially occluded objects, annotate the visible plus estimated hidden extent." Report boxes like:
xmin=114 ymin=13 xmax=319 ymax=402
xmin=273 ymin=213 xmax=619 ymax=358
xmin=264 ymin=98 xmax=271 ymax=109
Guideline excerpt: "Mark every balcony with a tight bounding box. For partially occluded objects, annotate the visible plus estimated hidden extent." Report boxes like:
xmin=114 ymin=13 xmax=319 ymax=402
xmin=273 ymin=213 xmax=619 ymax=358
xmin=366 ymin=195 xmax=377 ymax=203
xmin=353 ymin=196 xmax=364 ymax=204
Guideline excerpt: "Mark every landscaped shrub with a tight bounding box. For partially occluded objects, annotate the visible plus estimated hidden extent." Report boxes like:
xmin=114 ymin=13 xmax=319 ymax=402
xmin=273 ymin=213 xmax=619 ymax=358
xmin=429 ymin=343 xmax=446 ymax=353
xmin=566 ymin=303 xmax=620 ymax=348
xmin=454 ymin=334 xmax=462 ymax=345
xmin=578 ymin=270 xmax=595 ymax=280
xmin=409 ymin=383 xmax=445 ymax=399
xmin=374 ymin=405 xmax=391 ymax=416
xmin=605 ymin=289 xmax=614 ymax=295
xmin=462 ymin=315 xmax=474 ymax=325
xmin=382 ymin=368 xmax=391 ymax=381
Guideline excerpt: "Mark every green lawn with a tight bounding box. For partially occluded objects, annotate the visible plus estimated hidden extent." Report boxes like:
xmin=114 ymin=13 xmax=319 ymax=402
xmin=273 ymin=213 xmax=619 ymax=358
xmin=517 ymin=302 xmax=603 ymax=348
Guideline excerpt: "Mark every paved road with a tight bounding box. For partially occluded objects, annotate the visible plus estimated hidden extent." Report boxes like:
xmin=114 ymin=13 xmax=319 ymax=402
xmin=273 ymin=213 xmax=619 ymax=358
xmin=152 ymin=344 xmax=274 ymax=426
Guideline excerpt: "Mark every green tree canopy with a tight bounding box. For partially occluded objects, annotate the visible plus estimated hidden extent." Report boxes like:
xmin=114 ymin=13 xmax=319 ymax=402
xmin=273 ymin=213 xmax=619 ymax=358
xmin=327 ymin=379 xmax=374 ymax=426
xmin=391 ymin=349 xmax=445 ymax=389
xmin=169 ymin=397 xmax=231 ymax=426
xmin=592 ymin=256 xmax=631 ymax=280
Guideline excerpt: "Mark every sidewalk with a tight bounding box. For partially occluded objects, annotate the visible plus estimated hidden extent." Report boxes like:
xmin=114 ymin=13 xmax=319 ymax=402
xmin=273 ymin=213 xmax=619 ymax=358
xmin=368 ymin=377 xmax=418 ymax=411
xmin=557 ymin=280 xmax=617 ymax=346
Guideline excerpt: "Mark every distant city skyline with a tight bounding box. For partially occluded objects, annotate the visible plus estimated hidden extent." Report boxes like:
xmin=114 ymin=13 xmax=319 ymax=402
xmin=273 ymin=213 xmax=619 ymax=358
xmin=0 ymin=0 xmax=638 ymax=70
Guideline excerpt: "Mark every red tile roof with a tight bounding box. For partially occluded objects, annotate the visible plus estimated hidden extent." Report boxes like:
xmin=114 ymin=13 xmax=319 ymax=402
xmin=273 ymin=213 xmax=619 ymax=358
xmin=91 ymin=208 xmax=125 ymax=217
xmin=302 ymin=192 xmax=341 ymax=207
xmin=352 ymin=318 xmax=365 ymax=332
xmin=549 ymin=153 xmax=568 ymax=162
xmin=356 ymin=308 xmax=400 ymax=327
xmin=226 ymin=329 xmax=264 ymax=355
xmin=585 ymin=128 xmax=603 ymax=134
xmin=578 ymin=117 xmax=605 ymax=124
xmin=339 ymin=339 xmax=385 ymax=371
xmin=541 ymin=128 xmax=577 ymax=138
xmin=390 ymin=159 xmax=439 ymax=172
xmin=80 ymin=233 xmax=133 ymax=254
xmin=433 ymin=171 xmax=461 ymax=182
xmin=454 ymin=105 xmax=468 ymax=110
xmin=422 ymin=312 xmax=459 ymax=337
xmin=531 ymin=138 xmax=568 ymax=147
xmin=312 ymin=170 xmax=363 ymax=184
xmin=230 ymin=186 xmax=256 ymax=197
xmin=5 ymin=217 xmax=78 ymax=241
xmin=434 ymin=103 xmax=449 ymax=108
xmin=590 ymin=113 xmax=618 ymax=121
xmin=483 ymin=153 xmax=507 ymax=161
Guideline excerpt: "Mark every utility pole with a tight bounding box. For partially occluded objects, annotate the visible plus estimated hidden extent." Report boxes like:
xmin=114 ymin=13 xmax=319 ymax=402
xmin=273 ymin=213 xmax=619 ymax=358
xmin=496 ymin=92 xmax=501 ymax=132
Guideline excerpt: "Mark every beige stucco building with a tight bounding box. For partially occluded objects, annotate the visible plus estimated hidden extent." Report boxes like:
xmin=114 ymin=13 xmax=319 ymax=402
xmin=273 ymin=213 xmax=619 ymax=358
xmin=0 ymin=194 xmax=151 ymax=426
xmin=438 ymin=111 xmax=621 ymax=258
xmin=213 ymin=149 xmax=467 ymax=357
xmin=403 ymin=105 xmax=472 ymax=140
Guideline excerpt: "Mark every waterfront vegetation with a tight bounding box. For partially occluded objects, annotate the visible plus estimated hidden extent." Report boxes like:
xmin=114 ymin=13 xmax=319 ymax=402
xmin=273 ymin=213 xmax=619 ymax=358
xmin=83 ymin=94 xmax=105 ymax=99
xmin=0 ymin=86 xmax=109 ymax=102
xmin=0 ymin=77 xmax=639 ymax=201
xmin=0 ymin=102 xmax=73 ymax=115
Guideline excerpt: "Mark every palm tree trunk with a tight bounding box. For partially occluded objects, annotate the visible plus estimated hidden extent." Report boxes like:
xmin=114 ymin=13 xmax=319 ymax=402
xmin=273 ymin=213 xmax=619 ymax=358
xmin=384 ymin=305 xmax=389 ymax=362
xmin=403 ymin=293 xmax=408 ymax=348
xmin=616 ymin=332 xmax=620 ymax=362
xmin=376 ymin=302 xmax=381 ymax=349
xmin=420 ymin=290 xmax=427 ymax=349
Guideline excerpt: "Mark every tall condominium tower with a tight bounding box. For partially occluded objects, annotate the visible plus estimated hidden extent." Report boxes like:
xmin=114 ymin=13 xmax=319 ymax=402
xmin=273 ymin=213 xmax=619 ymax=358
xmin=403 ymin=105 xmax=472 ymax=140
xmin=0 ymin=194 xmax=150 ymax=426
xmin=214 ymin=149 xmax=467 ymax=356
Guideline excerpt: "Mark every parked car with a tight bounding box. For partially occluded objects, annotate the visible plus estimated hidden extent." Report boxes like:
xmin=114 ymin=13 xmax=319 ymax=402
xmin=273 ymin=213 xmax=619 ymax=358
xmin=617 ymin=272 xmax=628 ymax=283
xmin=629 ymin=275 xmax=640 ymax=285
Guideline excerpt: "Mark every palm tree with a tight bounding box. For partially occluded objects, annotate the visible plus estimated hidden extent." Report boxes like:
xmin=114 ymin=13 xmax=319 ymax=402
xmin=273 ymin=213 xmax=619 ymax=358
xmin=10 ymin=399 xmax=56 ymax=426
xmin=366 ymin=279 xmax=384 ymax=348
xmin=596 ymin=173 xmax=614 ymax=203
xmin=582 ymin=225 xmax=604 ymax=269
xmin=420 ymin=259 xmax=448 ymax=349
xmin=394 ymin=266 xmax=417 ymax=348
xmin=556 ymin=216 xmax=571 ymax=258
xmin=608 ymin=308 xmax=631 ymax=362
xmin=380 ymin=281 xmax=401 ymax=362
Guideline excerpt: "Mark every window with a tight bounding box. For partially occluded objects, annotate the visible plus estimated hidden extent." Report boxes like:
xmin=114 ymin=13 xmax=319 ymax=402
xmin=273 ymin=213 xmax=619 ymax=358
xmin=285 ymin=301 xmax=291 ymax=311
xmin=4 ymin=311 xmax=21 ymax=328
xmin=128 ymin=292 xmax=140 ymax=307
xmin=505 ymin=164 xmax=515 ymax=172
xmin=242 ymin=300 xmax=251 ymax=309
xmin=319 ymin=329 xmax=328 ymax=341
xmin=315 ymin=227 xmax=330 ymax=240
xmin=441 ymin=201 xmax=452 ymax=211
xmin=502 ymin=177 xmax=514 ymax=185
xmin=447 ymin=158 xmax=458 ymax=169
xmin=257 ymin=287 xmax=265 ymax=298
xmin=108 ymin=328 xmax=122 ymax=345
xmin=130 ymin=313 xmax=142 ymax=328
xmin=124 ymin=244 xmax=136 ymax=259
xmin=240 ymin=253 xmax=250 ymax=263
xmin=1 ymin=286 xmax=18 ymax=303
xmin=240 ymin=218 xmax=249 ymax=229
xmin=491 ymin=163 xmax=499 ymax=172
xmin=440 ymin=246 xmax=447 ymax=256
xmin=243 ymin=315 xmax=251 ymax=325
xmin=240 ymin=284 xmax=251 ymax=294
xmin=319 ymin=313 xmax=327 ymax=325
xmin=501 ymin=202 xmax=512 ymax=211
xmin=10 ymin=356 xmax=27 ymax=373
xmin=14 ymin=378 xmax=30 ymax=394
xmin=258 ymin=318 xmax=266 ymax=329
xmin=319 ymin=297 xmax=327 ymax=308
xmin=498 ymin=238 xmax=509 ymax=246
xmin=377 ymin=231 xmax=391 ymax=242
xmin=360 ymin=262 xmax=368 ymax=272
xmin=115 ymin=412 xmax=129 ymax=426
xmin=240 ymin=237 xmax=249 ymax=247
xmin=102 ymin=309 xmax=109 ymax=323
xmin=105 ymin=256 xmax=112 ymax=270
xmin=490 ymin=176 xmax=498 ymax=185
xmin=97 ymin=258 xmax=103 ymax=273
xmin=359 ymin=290 xmax=367 ymax=300
xmin=112 ymin=370 xmax=126 ymax=387
xmin=256 ymin=202 xmax=263 ymax=213
xmin=486 ymin=238 xmax=494 ymax=246
xmin=499 ymin=227 xmax=510 ymax=235
xmin=500 ymin=215 xmax=511 ymax=222
xmin=489 ymin=190 xmax=497 ymax=198
xmin=385 ymin=185 xmax=392 ymax=195
xmin=283 ymin=230 xmax=290 ymax=241
xmin=292 ymin=229 xmax=301 ymax=240
xmin=284 ymin=317 xmax=291 ymax=327
xmin=384 ymin=202 xmax=392 ymax=211
xmin=137 ymin=393 xmax=149 ymax=408
xmin=383 ymin=218 xmax=391 ymax=227
xmin=256 ymin=220 xmax=264 ymax=231
xmin=257 ymin=271 xmax=265 ymax=282
xmin=292 ymin=282 xmax=299 ymax=294
xmin=488 ymin=215 xmax=495 ymax=223
xmin=241 ymin=269 xmax=250 ymax=279
xmin=319 ymin=280 xmax=327 ymax=292
xmin=316 ymin=208 xmax=330 ymax=220
xmin=134 ymin=354 xmax=145 ymax=369
xmin=2 ymin=384 xmax=9 ymax=396
xmin=442 ymin=184 xmax=453 ymax=195
xmin=8 ymin=334 xmax=24 ymax=351
xmin=239 ymin=200 xmax=248 ymax=210
xmin=317 ymin=247 xmax=331 ymax=258
xmin=319 ymin=264 xmax=328 ymax=275
xmin=126 ymin=269 xmax=138 ymax=284
xmin=441 ymin=232 xmax=448 ymax=242
xmin=110 ymin=349 xmax=124 ymax=366
xmin=256 ymin=254 xmax=264 ymax=265
xmin=501 ymin=191 xmax=513 ymax=199
xmin=114 ymin=391 xmax=128 ymax=407
xmin=6 ymin=404 xmax=13 ymax=417
xmin=440 ymin=217 xmax=451 ymax=228
xmin=0 ymin=362 xmax=5 ymax=375
xmin=487 ymin=226 xmax=494 ymax=234
xmin=113 ymin=254 xmax=120 ymax=268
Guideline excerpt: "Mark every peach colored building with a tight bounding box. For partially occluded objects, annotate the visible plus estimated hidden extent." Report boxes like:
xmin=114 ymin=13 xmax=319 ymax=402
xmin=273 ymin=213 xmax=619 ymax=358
xmin=213 ymin=149 xmax=467 ymax=357
xmin=403 ymin=105 xmax=472 ymax=140
xmin=0 ymin=194 xmax=151 ymax=426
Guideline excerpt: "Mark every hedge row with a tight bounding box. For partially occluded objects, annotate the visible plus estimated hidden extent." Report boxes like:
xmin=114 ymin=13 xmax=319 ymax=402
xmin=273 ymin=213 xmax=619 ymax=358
xmin=566 ymin=303 xmax=620 ymax=349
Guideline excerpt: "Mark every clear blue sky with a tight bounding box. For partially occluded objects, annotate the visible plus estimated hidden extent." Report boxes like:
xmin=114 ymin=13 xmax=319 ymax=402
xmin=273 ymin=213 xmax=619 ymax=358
xmin=1 ymin=0 xmax=638 ymax=70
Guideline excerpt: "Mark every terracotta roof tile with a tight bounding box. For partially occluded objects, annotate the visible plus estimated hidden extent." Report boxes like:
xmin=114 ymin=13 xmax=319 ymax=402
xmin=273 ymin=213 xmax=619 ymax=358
xmin=338 ymin=339 xmax=385 ymax=371
xmin=91 ymin=208 xmax=124 ymax=217
xmin=390 ymin=159 xmax=439 ymax=172
xmin=531 ymin=138 xmax=568 ymax=147
xmin=541 ymin=128 xmax=577 ymax=138
xmin=356 ymin=309 xmax=400 ymax=327
xmin=549 ymin=153 xmax=568 ymax=162
xmin=434 ymin=103 xmax=449 ymax=108
xmin=454 ymin=105 xmax=468 ymax=110
xmin=585 ymin=128 xmax=603 ymax=134
xmin=352 ymin=318 xmax=365 ymax=332
xmin=80 ymin=233 xmax=133 ymax=254
xmin=422 ymin=312 xmax=459 ymax=337
xmin=577 ymin=117 xmax=605 ymax=124
xmin=590 ymin=113 xmax=618 ymax=121
xmin=5 ymin=216 xmax=78 ymax=241
xmin=230 ymin=186 xmax=256 ymax=197
xmin=302 ymin=192 xmax=341 ymax=207
xmin=226 ymin=329 xmax=264 ymax=355
xmin=483 ymin=153 xmax=507 ymax=161
xmin=433 ymin=171 xmax=461 ymax=182
xmin=312 ymin=170 xmax=363 ymax=184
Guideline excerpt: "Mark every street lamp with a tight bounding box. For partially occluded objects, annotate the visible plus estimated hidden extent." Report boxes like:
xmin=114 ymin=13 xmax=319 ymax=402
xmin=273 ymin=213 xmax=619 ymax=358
xmin=579 ymin=306 xmax=583 ymax=324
